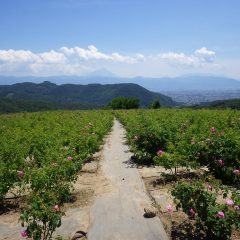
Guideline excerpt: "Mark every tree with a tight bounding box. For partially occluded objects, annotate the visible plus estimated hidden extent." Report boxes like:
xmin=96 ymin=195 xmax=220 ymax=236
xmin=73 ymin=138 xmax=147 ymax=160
xmin=150 ymin=99 xmax=161 ymax=109
xmin=108 ymin=97 xmax=140 ymax=109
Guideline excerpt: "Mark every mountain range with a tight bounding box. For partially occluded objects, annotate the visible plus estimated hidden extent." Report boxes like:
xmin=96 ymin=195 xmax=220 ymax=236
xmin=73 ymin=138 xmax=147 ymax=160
xmin=1 ymin=75 xmax=240 ymax=91
xmin=0 ymin=82 xmax=176 ymax=110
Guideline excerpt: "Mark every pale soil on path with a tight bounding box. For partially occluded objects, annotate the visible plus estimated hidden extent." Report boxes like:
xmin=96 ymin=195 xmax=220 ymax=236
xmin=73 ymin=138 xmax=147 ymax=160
xmin=0 ymin=119 xmax=168 ymax=240
xmin=87 ymin=119 xmax=168 ymax=240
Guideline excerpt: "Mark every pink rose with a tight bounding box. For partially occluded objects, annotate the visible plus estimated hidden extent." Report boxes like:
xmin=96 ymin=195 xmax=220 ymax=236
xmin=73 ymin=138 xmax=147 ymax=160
xmin=216 ymin=159 xmax=224 ymax=166
xmin=20 ymin=229 xmax=28 ymax=238
xmin=233 ymin=169 xmax=240 ymax=175
xmin=216 ymin=211 xmax=225 ymax=218
xmin=17 ymin=170 xmax=25 ymax=178
xmin=211 ymin=127 xmax=217 ymax=133
xmin=157 ymin=149 xmax=164 ymax=157
xmin=166 ymin=204 xmax=173 ymax=213
xmin=226 ymin=199 xmax=234 ymax=206
xmin=189 ymin=208 xmax=196 ymax=217
xmin=54 ymin=205 xmax=60 ymax=212
xmin=207 ymin=185 xmax=213 ymax=191
xmin=234 ymin=205 xmax=240 ymax=211
xmin=67 ymin=156 xmax=73 ymax=161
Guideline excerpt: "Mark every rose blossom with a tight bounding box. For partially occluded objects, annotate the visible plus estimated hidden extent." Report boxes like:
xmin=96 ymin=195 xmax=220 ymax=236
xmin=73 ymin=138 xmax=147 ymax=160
xmin=234 ymin=205 xmax=240 ymax=211
xmin=207 ymin=185 xmax=213 ymax=191
xmin=54 ymin=205 xmax=60 ymax=212
xmin=216 ymin=159 xmax=224 ymax=166
xmin=211 ymin=127 xmax=217 ymax=133
xmin=67 ymin=156 xmax=73 ymax=161
xmin=189 ymin=208 xmax=196 ymax=217
xmin=226 ymin=199 xmax=234 ymax=206
xmin=166 ymin=204 xmax=173 ymax=213
xmin=233 ymin=169 xmax=240 ymax=175
xmin=17 ymin=170 xmax=25 ymax=178
xmin=216 ymin=211 xmax=225 ymax=218
xmin=20 ymin=229 xmax=28 ymax=238
xmin=157 ymin=149 xmax=164 ymax=157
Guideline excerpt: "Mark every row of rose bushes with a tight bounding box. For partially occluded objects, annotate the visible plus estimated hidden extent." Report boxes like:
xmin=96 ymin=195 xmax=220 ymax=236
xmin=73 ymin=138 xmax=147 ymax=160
xmin=0 ymin=110 xmax=113 ymax=239
xmin=116 ymin=109 xmax=240 ymax=184
xmin=116 ymin=109 xmax=240 ymax=239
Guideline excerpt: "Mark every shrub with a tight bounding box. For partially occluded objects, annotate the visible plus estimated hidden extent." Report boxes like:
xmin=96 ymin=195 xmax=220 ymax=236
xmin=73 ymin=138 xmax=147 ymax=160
xmin=172 ymin=180 xmax=240 ymax=239
xmin=108 ymin=97 xmax=140 ymax=109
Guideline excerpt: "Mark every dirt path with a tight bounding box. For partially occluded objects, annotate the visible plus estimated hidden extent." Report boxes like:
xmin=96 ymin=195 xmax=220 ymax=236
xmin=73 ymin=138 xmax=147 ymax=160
xmin=87 ymin=119 xmax=168 ymax=240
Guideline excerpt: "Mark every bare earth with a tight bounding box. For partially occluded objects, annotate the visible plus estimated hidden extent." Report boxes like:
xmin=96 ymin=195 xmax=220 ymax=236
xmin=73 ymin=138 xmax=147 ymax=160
xmin=87 ymin=119 xmax=168 ymax=240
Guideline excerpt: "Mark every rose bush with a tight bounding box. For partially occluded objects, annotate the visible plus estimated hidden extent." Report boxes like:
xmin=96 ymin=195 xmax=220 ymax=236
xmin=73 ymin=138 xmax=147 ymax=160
xmin=172 ymin=180 xmax=240 ymax=239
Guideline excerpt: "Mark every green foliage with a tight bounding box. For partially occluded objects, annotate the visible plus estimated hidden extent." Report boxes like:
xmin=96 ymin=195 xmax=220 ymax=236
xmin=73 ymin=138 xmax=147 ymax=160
xmin=0 ymin=110 xmax=113 ymax=239
xmin=0 ymin=98 xmax=98 ymax=114
xmin=116 ymin=108 xmax=240 ymax=238
xmin=154 ymin=152 xmax=195 ymax=175
xmin=0 ymin=82 xmax=176 ymax=112
xmin=108 ymin=97 xmax=140 ymax=109
xmin=172 ymin=180 xmax=239 ymax=239
xmin=116 ymin=109 xmax=240 ymax=184
xmin=150 ymin=99 xmax=161 ymax=109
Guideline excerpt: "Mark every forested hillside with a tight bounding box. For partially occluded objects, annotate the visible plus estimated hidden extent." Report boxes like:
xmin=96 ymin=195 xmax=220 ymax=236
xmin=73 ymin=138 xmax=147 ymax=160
xmin=0 ymin=81 xmax=176 ymax=113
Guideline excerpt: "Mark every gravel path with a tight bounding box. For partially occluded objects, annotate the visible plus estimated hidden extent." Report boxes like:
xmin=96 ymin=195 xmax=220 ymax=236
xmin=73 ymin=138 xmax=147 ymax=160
xmin=87 ymin=119 xmax=168 ymax=240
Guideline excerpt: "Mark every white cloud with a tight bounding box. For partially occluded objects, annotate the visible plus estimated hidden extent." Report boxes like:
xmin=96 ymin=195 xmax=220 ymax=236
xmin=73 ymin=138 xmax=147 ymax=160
xmin=0 ymin=45 xmax=149 ymax=76
xmin=0 ymin=45 xmax=135 ymax=65
xmin=194 ymin=47 xmax=216 ymax=62
xmin=0 ymin=46 xmax=145 ymax=76
xmin=0 ymin=49 xmax=38 ymax=63
xmin=158 ymin=47 xmax=216 ymax=66
xmin=60 ymin=45 xmax=111 ymax=61
xmin=2 ymin=45 xmax=237 ymax=78
xmin=0 ymin=49 xmax=66 ymax=64
xmin=160 ymin=52 xmax=196 ymax=65
xmin=39 ymin=50 xmax=66 ymax=64
xmin=60 ymin=45 xmax=141 ymax=63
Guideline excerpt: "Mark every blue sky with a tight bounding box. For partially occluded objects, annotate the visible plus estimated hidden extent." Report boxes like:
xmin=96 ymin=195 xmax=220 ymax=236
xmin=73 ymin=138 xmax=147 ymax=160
xmin=0 ymin=0 xmax=240 ymax=78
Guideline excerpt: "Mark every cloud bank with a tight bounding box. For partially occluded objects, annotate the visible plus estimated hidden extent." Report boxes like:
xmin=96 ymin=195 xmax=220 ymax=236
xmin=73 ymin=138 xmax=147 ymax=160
xmin=159 ymin=47 xmax=216 ymax=66
xmin=0 ymin=45 xmax=232 ymax=78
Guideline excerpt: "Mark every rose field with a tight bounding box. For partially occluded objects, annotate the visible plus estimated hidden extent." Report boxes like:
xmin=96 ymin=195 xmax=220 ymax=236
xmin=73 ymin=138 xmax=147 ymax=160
xmin=0 ymin=110 xmax=113 ymax=239
xmin=116 ymin=109 xmax=240 ymax=239
xmin=0 ymin=109 xmax=240 ymax=240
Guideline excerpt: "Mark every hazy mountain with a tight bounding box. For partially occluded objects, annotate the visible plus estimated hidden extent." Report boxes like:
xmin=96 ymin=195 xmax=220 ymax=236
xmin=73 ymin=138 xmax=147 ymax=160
xmin=132 ymin=76 xmax=240 ymax=91
xmin=1 ymin=75 xmax=240 ymax=91
xmin=191 ymin=98 xmax=240 ymax=110
xmin=0 ymin=81 xmax=176 ymax=108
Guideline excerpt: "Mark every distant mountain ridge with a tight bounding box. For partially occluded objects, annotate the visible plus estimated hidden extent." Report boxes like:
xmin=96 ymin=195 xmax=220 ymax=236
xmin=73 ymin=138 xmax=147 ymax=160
xmin=0 ymin=81 xmax=176 ymax=108
xmin=1 ymin=75 xmax=240 ymax=91
xmin=191 ymin=98 xmax=240 ymax=110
